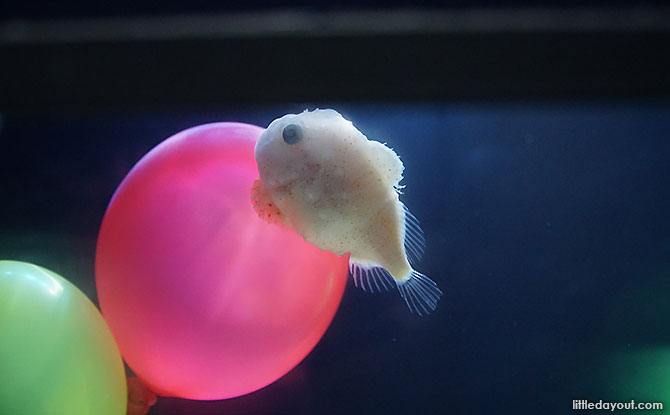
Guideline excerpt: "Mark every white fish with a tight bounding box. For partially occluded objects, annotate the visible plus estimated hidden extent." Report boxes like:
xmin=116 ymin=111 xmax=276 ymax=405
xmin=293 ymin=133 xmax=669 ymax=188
xmin=251 ymin=109 xmax=442 ymax=315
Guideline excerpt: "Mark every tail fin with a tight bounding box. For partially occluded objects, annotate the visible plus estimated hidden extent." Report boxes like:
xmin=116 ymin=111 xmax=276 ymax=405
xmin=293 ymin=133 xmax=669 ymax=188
xmin=397 ymin=270 xmax=442 ymax=316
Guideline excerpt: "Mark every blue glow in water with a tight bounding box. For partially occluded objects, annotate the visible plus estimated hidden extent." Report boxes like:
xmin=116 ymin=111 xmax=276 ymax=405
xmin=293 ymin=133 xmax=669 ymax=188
xmin=1 ymin=101 xmax=669 ymax=415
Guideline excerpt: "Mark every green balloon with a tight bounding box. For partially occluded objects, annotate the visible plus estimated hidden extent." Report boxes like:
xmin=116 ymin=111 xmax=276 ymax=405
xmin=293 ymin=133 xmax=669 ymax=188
xmin=0 ymin=260 xmax=126 ymax=414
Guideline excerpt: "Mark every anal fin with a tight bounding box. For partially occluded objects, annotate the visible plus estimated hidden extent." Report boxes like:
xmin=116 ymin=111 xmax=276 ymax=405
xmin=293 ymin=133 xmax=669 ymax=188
xmin=349 ymin=259 xmax=396 ymax=293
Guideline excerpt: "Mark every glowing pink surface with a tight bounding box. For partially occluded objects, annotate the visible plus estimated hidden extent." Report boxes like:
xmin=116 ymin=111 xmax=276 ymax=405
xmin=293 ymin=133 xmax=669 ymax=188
xmin=96 ymin=123 xmax=348 ymax=400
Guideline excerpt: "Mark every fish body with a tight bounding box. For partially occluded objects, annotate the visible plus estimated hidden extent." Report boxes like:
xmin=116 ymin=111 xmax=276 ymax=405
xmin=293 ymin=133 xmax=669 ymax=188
xmin=252 ymin=109 xmax=441 ymax=314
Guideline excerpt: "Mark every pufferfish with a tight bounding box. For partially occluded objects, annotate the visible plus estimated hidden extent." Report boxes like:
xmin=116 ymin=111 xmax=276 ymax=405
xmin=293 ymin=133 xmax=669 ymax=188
xmin=251 ymin=109 xmax=442 ymax=315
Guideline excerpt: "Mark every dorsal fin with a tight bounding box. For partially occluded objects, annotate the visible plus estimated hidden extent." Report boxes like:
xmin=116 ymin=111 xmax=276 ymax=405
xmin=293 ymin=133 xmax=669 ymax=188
xmin=250 ymin=178 xmax=286 ymax=226
xmin=366 ymin=140 xmax=404 ymax=188
xmin=402 ymin=203 xmax=426 ymax=265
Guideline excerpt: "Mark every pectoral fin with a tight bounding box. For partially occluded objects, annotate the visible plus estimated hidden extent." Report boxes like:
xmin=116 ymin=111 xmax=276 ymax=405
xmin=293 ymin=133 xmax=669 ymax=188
xmin=251 ymin=178 xmax=286 ymax=226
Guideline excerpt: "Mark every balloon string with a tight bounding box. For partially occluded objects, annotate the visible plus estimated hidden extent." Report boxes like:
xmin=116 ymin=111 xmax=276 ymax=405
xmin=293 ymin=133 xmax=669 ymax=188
xmin=126 ymin=377 xmax=158 ymax=415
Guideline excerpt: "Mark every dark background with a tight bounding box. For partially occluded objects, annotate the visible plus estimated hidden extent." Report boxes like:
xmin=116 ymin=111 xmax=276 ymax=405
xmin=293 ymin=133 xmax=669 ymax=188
xmin=1 ymin=2 xmax=670 ymax=415
xmin=3 ymin=0 xmax=670 ymax=19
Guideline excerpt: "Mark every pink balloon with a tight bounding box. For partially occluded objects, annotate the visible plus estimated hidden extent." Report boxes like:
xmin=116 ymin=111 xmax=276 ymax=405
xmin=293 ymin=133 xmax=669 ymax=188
xmin=96 ymin=123 xmax=348 ymax=400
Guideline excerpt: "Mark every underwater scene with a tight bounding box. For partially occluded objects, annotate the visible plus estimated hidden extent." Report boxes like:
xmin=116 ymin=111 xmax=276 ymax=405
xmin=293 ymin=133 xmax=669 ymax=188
xmin=1 ymin=101 xmax=669 ymax=414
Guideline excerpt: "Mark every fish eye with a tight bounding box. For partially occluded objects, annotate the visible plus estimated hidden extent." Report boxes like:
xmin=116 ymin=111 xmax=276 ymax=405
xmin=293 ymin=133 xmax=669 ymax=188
xmin=282 ymin=124 xmax=302 ymax=145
